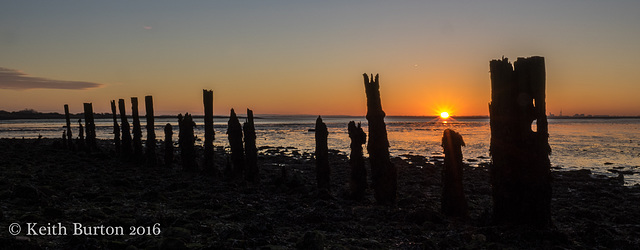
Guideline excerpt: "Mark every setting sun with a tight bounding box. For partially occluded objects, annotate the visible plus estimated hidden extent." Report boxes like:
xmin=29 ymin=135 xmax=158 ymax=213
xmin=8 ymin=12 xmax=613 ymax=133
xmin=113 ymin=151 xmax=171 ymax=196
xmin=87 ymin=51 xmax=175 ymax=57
xmin=440 ymin=112 xmax=450 ymax=119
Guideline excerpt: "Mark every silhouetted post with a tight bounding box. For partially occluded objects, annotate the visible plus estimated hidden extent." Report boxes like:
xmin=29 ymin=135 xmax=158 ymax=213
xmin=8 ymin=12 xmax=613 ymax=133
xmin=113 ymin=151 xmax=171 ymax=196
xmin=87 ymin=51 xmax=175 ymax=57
xmin=227 ymin=109 xmax=245 ymax=179
xmin=145 ymin=96 xmax=157 ymax=167
xmin=203 ymin=89 xmax=216 ymax=175
xmin=489 ymin=56 xmax=551 ymax=227
xmin=441 ymin=129 xmax=468 ymax=219
xmin=119 ymin=99 xmax=133 ymax=158
xmin=63 ymin=104 xmax=73 ymax=150
xmin=164 ymin=123 xmax=173 ymax=167
xmin=83 ymin=103 xmax=97 ymax=151
xmin=363 ymin=73 xmax=397 ymax=205
xmin=315 ymin=116 xmax=330 ymax=197
xmin=77 ymin=119 xmax=85 ymax=151
xmin=244 ymin=108 xmax=258 ymax=182
xmin=178 ymin=113 xmax=197 ymax=171
xmin=348 ymin=121 xmax=367 ymax=200
xmin=131 ymin=97 xmax=143 ymax=159
xmin=110 ymin=100 xmax=121 ymax=154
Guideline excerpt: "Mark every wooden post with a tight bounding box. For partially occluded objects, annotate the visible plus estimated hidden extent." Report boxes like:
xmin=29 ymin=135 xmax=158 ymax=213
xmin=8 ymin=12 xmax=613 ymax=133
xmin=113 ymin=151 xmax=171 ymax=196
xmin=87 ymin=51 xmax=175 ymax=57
xmin=178 ymin=113 xmax=197 ymax=171
xmin=164 ymin=123 xmax=173 ymax=167
xmin=77 ymin=119 xmax=85 ymax=151
xmin=145 ymin=96 xmax=157 ymax=167
xmin=441 ymin=129 xmax=468 ymax=219
xmin=227 ymin=109 xmax=244 ymax=179
xmin=244 ymin=109 xmax=258 ymax=182
xmin=131 ymin=97 xmax=143 ymax=159
xmin=119 ymin=99 xmax=133 ymax=158
xmin=83 ymin=103 xmax=96 ymax=151
xmin=348 ymin=121 xmax=367 ymax=200
xmin=363 ymin=73 xmax=397 ymax=205
xmin=315 ymin=116 xmax=330 ymax=197
xmin=203 ymin=90 xmax=216 ymax=174
xmin=64 ymin=104 xmax=73 ymax=150
xmin=489 ymin=56 xmax=551 ymax=227
xmin=110 ymin=100 xmax=121 ymax=154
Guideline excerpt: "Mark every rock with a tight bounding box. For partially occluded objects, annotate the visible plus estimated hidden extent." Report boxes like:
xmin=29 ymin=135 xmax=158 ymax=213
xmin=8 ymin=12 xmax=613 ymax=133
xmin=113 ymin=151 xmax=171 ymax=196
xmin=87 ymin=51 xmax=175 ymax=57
xmin=296 ymin=231 xmax=325 ymax=250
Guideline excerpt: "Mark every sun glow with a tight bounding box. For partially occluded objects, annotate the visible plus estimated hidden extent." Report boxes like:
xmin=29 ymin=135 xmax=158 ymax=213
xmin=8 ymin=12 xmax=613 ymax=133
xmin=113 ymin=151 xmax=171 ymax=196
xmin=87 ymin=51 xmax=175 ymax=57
xmin=440 ymin=112 xmax=450 ymax=119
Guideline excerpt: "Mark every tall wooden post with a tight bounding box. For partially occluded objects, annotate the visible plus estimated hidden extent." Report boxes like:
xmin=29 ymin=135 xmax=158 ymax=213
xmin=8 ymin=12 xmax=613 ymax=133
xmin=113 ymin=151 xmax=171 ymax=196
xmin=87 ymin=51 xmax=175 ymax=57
xmin=363 ymin=73 xmax=397 ymax=205
xmin=131 ymin=97 xmax=143 ymax=159
xmin=348 ymin=121 xmax=367 ymax=200
xmin=63 ymin=104 xmax=73 ymax=150
xmin=119 ymin=99 xmax=133 ymax=158
xmin=441 ymin=129 xmax=468 ymax=219
xmin=178 ymin=113 xmax=197 ymax=171
xmin=244 ymin=109 xmax=258 ymax=182
xmin=489 ymin=56 xmax=551 ymax=227
xmin=203 ymin=90 xmax=216 ymax=174
xmin=164 ymin=123 xmax=173 ymax=167
xmin=227 ymin=109 xmax=244 ymax=179
xmin=315 ymin=116 xmax=330 ymax=196
xmin=145 ymin=96 xmax=156 ymax=167
xmin=110 ymin=100 xmax=121 ymax=154
xmin=83 ymin=103 xmax=96 ymax=151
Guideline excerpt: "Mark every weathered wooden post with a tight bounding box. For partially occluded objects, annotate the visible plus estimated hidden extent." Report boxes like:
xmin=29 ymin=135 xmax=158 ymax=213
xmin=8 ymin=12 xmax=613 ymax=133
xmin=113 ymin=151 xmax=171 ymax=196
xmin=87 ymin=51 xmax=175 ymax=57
xmin=348 ymin=121 xmax=367 ymax=200
xmin=227 ymin=109 xmax=245 ymax=179
xmin=202 ymin=90 xmax=216 ymax=174
xmin=77 ymin=119 xmax=85 ymax=151
xmin=110 ymin=100 xmax=121 ymax=154
xmin=63 ymin=104 xmax=73 ymax=149
xmin=489 ymin=56 xmax=551 ymax=226
xmin=315 ymin=116 xmax=330 ymax=197
xmin=83 ymin=103 xmax=97 ymax=151
xmin=145 ymin=96 xmax=157 ymax=167
xmin=131 ymin=97 xmax=143 ymax=159
xmin=164 ymin=123 xmax=173 ymax=167
xmin=363 ymin=73 xmax=397 ymax=205
xmin=441 ymin=129 xmax=468 ymax=219
xmin=178 ymin=113 xmax=197 ymax=171
xmin=244 ymin=108 xmax=258 ymax=182
xmin=118 ymin=99 xmax=133 ymax=158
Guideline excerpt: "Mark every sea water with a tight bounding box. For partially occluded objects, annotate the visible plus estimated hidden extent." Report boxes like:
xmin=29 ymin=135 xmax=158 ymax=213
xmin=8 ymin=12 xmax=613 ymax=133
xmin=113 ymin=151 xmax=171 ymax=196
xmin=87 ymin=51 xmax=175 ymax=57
xmin=1 ymin=116 xmax=639 ymax=185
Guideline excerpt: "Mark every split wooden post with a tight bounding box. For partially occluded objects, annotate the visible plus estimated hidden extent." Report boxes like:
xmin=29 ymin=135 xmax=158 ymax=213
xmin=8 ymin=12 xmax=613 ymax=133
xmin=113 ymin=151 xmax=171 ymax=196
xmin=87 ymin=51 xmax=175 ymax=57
xmin=203 ymin=89 xmax=216 ymax=174
xmin=489 ymin=56 xmax=551 ymax=227
xmin=178 ymin=113 xmax=197 ymax=171
xmin=441 ymin=129 xmax=468 ymax=219
xmin=315 ymin=116 xmax=330 ymax=196
xmin=363 ymin=73 xmax=397 ymax=205
xmin=83 ymin=103 xmax=96 ymax=151
xmin=110 ymin=100 xmax=121 ymax=154
xmin=164 ymin=123 xmax=173 ymax=167
xmin=131 ymin=97 xmax=143 ymax=159
xmin=227 ymin=109 xmax=245 ymax=179
xmin=118 ymin=99 xmax=133 ymax=158
xmin=145 ymin=96 xmax=157 ymax=167
xmin=244 ymin=109 xmax=258 ymax=182
xmin=63 ymin=104 xmax=73 ymax=150
xmin=348 ymin=121 xmax=367 ymax=200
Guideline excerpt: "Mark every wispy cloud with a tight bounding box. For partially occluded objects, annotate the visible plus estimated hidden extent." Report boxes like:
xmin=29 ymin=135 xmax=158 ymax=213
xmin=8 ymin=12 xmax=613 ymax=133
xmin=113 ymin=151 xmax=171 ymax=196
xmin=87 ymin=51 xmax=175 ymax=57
xmin=0 ymin=67 xmax=103 ymax=90
xmin=143 ymin=26 xmax=152 ymax=30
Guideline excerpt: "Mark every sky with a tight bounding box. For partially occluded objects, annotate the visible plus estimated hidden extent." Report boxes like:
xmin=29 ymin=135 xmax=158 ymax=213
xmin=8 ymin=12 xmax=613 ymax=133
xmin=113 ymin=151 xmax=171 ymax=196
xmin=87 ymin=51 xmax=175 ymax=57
xmin=1 ymin=0 xmax=639 ymax=116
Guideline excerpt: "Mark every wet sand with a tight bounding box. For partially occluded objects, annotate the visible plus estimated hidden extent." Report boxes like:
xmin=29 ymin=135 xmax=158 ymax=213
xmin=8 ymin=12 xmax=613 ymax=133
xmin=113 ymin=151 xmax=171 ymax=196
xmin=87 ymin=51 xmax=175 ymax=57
xmin=1 ymin=138 xmax=639 ymax=249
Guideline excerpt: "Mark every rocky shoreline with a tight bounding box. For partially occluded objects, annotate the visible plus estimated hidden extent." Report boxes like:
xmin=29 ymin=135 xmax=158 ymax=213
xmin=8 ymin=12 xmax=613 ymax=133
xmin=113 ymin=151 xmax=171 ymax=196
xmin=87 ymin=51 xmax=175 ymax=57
xmin=1 ymin=138 xmax=639 ymax=249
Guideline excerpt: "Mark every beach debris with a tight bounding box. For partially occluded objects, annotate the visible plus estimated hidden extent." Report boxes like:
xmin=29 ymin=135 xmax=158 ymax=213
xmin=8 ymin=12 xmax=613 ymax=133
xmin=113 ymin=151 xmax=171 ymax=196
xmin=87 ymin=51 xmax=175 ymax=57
xmin=118 ymin=99 xmax=133 ymax=158
xmin=178 ymin=113 xmax=197 ymax=171
xmin=244 ymin=108 xmax=258 ymax=182
xmin=348 ymin=121 xmax=367 ymax=200
xmin=83 ymin=103 xmax=97 ymax=152
xmin=363 ymin=73 xmax=397 ymax=205
xmin=110 ymin=100 xmax=121 ymax=154
xmin=63 ymin=104 xmax=73 ymax=150
xmin=131 ymin=97 xmax=143 ymax=159
xmin=227 ymin=109 xmax=245 ymax=179
xmin=145 ymin=95 xmax=157 ymax=167
xmin=202 ymin=89 xmax=216 ymax=175
xmin=441 ymin=129 xmax=468 ymax=219
xmin=164 ymin=123 xmax=173 ymax=167
xmin=489 ymin=56 xmax=551 ymax=226
xmin=315 ymin=116 xmax=330 ymax=198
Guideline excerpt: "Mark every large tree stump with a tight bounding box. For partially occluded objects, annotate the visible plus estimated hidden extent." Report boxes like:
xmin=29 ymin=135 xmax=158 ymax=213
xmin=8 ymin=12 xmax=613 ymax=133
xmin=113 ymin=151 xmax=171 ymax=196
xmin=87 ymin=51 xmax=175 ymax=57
xmin=63 ymin=104 xmax=73 ymax=150
xmin=178 ymin=113 xmax=197 ymax=171
xmin=227 ymin=109 xmax=245 ymax=179
xmin=83 ymin=103 xmax=97 ymax=151
xmin=145 ymin=96 xmax=157 ymax=167
xmin=244 ymin=108 xmax=258 ymax=183
xmin=202 ymin=90 xmax=216 ymax=175
xmin=489 ymin=56 xmax=551 ymax=227
xmin=110 ymin=100 xmax=121 ymax=154
xmin=441 ymin=129 xmax=468 ymax=219
xmin=118 ymin=99 xmax=133 ymax=158
xmin=348 ymin=121 xmax=367 ymax=200
xmin=164 ymin=123 xmax=173 ymax=167
xmin=315 ymin=116 xmax=330 ymax=196
xmin=131 ymin=97 xmax=143 ymax=159
xmin=363 ymin=73 xmax=397 ymax=205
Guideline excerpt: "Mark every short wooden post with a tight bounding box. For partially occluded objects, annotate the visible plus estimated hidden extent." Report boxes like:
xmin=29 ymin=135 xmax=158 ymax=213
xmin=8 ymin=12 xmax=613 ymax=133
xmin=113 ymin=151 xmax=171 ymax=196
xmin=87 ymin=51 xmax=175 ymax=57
xmin=227 ymin=109 xmax=245 ymax=179
xmin=110 ymin=100 xmax=121 ymax=154
xmin=441 ymin=129 xmax=468 ymax=218
xmin=203 ymin=90 xmax=216 ymax=174
xmin=164 ymin=123 xmax=173 ymax=167
xmin=244 ymin=108 xmax=258 ymax=182
xmin=363 ymin=73 xmax=397 ymax=205
xmin=145 ymin=96 xmax=157 ymax=167
xmin=83 ymin=103 xmax=96 ymax=151
xmin=131 ymin=97 xmax=143 ymax=159
xmin=119 ymin=99 xmax=133 ymax=158
xmin=348 ymin=121 xmax=367 ymax=200
xmin=178 ymin=113 xmax=197 ymax=171
xmin=64 ymin=104 xmax=73 ymax=150
xmin=77 ymin=119 xmax=85 ymax=150
xmin=315 ymin=116 xmax=330 ymax=196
